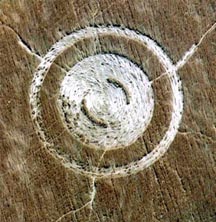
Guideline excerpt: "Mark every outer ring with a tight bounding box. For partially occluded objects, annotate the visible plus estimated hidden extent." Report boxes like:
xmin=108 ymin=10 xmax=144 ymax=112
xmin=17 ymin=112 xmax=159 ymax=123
xmin=30 ymin=26 xmax=183 ymax=178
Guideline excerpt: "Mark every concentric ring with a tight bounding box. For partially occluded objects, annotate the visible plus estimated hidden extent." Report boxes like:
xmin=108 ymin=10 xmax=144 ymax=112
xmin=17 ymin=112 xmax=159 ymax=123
xmin=30 ymin=26 xmax=183 ymax=178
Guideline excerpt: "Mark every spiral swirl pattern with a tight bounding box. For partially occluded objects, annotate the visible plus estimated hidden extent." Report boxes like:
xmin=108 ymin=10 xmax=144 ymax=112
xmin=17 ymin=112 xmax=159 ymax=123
xmin=59 ymin=53 xmax=154 ymax=149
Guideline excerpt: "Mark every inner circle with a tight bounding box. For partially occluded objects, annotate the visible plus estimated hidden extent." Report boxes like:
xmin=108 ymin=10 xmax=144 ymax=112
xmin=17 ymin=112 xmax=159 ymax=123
xmin=58 ymin=53 xmax=154 ymax=149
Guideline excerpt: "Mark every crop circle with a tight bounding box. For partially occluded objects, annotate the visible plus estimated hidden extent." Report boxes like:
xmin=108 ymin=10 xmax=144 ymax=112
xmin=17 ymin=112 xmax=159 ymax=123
xmin=30 ymin=26 xmax=183 ymax=178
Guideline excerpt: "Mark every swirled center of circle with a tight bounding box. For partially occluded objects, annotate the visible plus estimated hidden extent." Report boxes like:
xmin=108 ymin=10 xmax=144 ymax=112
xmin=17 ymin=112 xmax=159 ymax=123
xmin=58 ymin=54 xmax=154 ymax=149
